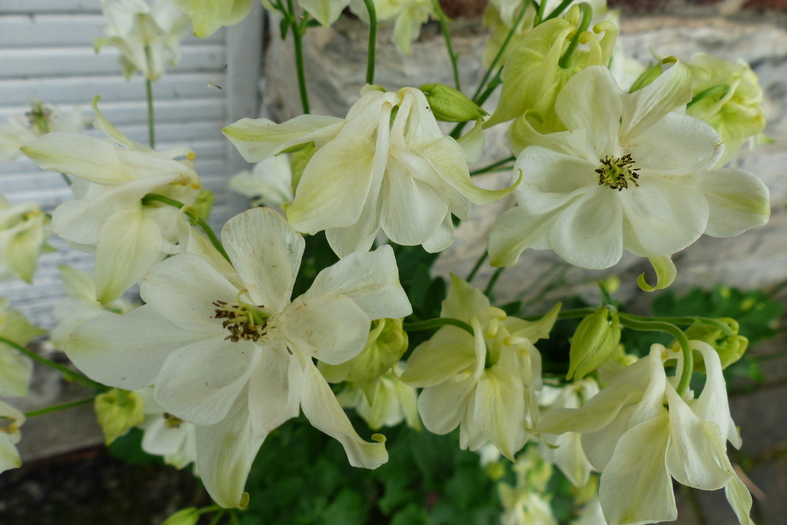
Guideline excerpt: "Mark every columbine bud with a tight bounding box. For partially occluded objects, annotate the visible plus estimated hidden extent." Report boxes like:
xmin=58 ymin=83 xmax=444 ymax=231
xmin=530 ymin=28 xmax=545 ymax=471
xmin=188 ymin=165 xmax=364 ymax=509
xmin=487 ymin=4 xmax=618 ymax=144
xmin=161 ymin=507 xmax=200 ymax=525
xmin=680 ymin=319 xmax=748 ymax=371
xmin=420 ymin=84 xmax=487 ymax=123
xmin=567 ymin=307 xmax=621 ymax=380
xmin=686 ymin=53 xmax=766 ymax=166
xmin=94 ymin=388 xmax=145 ymax=445
xmin=320 ymin=318 xmax=408 ymax=400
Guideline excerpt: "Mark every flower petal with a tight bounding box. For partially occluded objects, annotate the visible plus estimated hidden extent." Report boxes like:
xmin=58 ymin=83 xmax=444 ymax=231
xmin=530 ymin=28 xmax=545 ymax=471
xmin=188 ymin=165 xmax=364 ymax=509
xmin=247 ymin=339 xmax=302 ymax=438
xmin=488 ymin=205 xmax=561 ymax=268
xmin=22 ymin=132 xmax=130 ymax=184
xmin=696 ymin=168 xmax=770 ymax=238
xmin=401 ymin=327 xmax=477 ymax=387
xmin=301 ymin=245 xmax=412 ymax=321
xmin=441 ymin=273 xmax=489 ymax=322
xmin=66 ymin=306 xmax=196 ymax=390
xmin=154 ymin=336 xmax=257 ymax=425
xmin=195 ymin=393 xmax=262 ymax=509
xmin=599 ymin=414 xmax=676 ymax=525
xmin=380 ymin=165 xmax=448 ymax=247
xmin=222 ymin=207 xmax=304 ymax=311
xmin=474 ymin=356 xmax=527 ymax=461
xmin=417 ymin=376 xmax=476 ymax=434
xmin=223 ymin=115 xmax=343 ymax=162
xmin=300 ymin=360 xmax=388 ymax=469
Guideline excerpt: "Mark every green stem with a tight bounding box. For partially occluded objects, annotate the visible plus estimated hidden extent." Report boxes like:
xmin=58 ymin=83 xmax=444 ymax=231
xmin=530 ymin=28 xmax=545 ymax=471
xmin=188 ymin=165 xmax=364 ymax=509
xmin=145 ymin=77 xmax=155 ymax=149
xmin=466 ymin=251 xmax=488 ymax=282
xmin=431 ymin=0 xmax=461 ymax=91
xmin=618 ymin=315 xmax=694 ymax=396
xmin=60 ymin=173 xmax=72 ymax=186
xmin=362 ymin=0 xmax=378 ymax=84
xmin=208 ymin=510 xmax=226 ymax=525
xmin=24 ymin=397 xmax=94 ymax=418
xmin=288 ymin=0 xmax=310 ymax=114
xmin=484 ymin=267 xmax=505 ymax=297
xmin=0 ymin=336 xmax=103 ymax=389
xmin=558 ymin=2 xmax=592 ymax=69
xmin=471 ymin=4 xmax=527 ymax=102
xmin=534 ymin=0 xmax=548 ymax=25
xmin=403 ymin=317 xmax=474 ymax=336
xmin=141 ymin=193 xmax=231 ymax=263
xmin=621 ymin=313 xmax=735 ymax=336
xmin=230 ymin=510 xmax=241 ymax=525
xmin=450 ymin=69 xmax=503 ymax=139
xmin=470 ymin=155 xmax=516 ymax=176
xmin=198 ymin=505 xmax=223 ymax=515
xmin=543 ymin=0 xmax=576 ymax=21
xmin=687 ymin=84 xmax=729 ymax=109
xmin=521 ymin=307 xmax=596 ymax=321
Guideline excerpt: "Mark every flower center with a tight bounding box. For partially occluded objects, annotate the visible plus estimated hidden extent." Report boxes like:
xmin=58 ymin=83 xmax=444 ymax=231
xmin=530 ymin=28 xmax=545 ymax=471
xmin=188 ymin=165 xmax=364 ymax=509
xmin=163 ymin=413 xmax=184 ymax=429
xmin=596 ymin=154 xmax=640 ymax=191
xmin=212 ymin=298 xmax=271 ymax=343
xmin=0 ymin=415 xmax=19 ymax=435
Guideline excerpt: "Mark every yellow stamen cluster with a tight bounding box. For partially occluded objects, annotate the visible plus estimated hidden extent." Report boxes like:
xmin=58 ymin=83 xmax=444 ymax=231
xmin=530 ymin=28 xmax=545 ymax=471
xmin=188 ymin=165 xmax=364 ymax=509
xmin=163 ymin=413 xmax=184 ymax=429
xmin=596 ymin=154 xmax=640 ymax=191
xmin=212 ymin=299 xmax=270 ymax=342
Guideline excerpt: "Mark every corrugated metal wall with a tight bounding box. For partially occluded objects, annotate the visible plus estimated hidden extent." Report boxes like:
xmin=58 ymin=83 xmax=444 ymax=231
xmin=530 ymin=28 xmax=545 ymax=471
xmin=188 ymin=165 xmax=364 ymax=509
xmin=0 ymin=0 xmax=254 ymax=327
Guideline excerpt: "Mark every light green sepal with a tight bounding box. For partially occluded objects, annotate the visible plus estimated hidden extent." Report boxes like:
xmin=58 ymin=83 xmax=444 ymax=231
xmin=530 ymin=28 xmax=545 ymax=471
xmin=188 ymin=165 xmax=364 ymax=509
xmin=637 ymin=255 xmax=677 ymax=292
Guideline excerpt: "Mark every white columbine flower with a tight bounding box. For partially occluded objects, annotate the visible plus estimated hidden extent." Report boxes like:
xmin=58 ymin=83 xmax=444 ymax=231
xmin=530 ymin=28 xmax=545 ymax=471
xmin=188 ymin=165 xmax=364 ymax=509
xmin=488 ymin=63 xmax=770 ymax=270
xmin=65 ymin=207 xmax=412 ymax=508
xmin=136 ymin=387 xmax=198 ymax=471
xmin=539 ymin=342 xmax=754 ymax=525
xmin=537 ymin=379 xmax=598 ymax=488
xmin=0 ymin=101 xmax=86 ymax=163
xmin=0 ymin=401 xmax=25 ymax=475
xmin=224 ymin=86 xmax=512 ymax=257
xmin=22 ymin=98 xmax=201 ymax=304
xmin=51 ymin=265 xmax=137 ymax=351
xmin=401 ymin=274 xmax=559 ymax=460
xmin=95 ymin=0 xmax=190 ymax=80
xmin=0 ymin=297 xmax=46 ymax=397
xmin=0 ymin=196 xmax=52 ymax=284
xmin=229 ymin=155 xmax=293 ymax=210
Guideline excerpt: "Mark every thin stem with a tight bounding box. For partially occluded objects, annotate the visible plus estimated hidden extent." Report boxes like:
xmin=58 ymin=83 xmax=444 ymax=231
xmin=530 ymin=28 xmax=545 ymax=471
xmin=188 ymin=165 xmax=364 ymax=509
xmin=24 ymin=397 xmax=94 ymax=418
xmin=618 ymin=315 xmax=694 ymax=396
xmin=451 ymin=69 xmax=502 ymax=139
xmin=288 ymin=0 xmax=310 ymax=114
xmin=145 ymin=78 xmax=155 ymax=148
xmin=558 ymin=2 xmax=592 ymax=69
xmin=520 ymin=307 xmax=596 ymax=321
xmin=621 ymin=313 xmax=735 ymax=336
xmin=230 ymin=510 xmax=241 ymax=525
xmin=535 ymin=0 xmax=548 ymax=25
xmin=471 ymin=4 xmax=528 ymax=102
xmin=60 ymin=173 xmax=72 ymax=186
xmin=208 ymin=510 xmax=226 ymax=525
xmin=362 ymin=0 xmax=378 ymax=84
xmin=0 ymin=336 xmax=103 ymax=389
xmin=484 ymin=267 xmax=505 ymax=297
xmin=141 ymin=193 xmax=231 ymax=263
xmin=687 ymin=84 xmax=729 ymax=109
xmin=403 ymin=317 xmax=474 ymax=336
xmin=466 ymin=251 xmax=488 ymax=282
xmin=431 ymin=0 xmax=461 ymax=91
xmin=470 ymin=155 xmax=516 ymax=176
xmin=198 ymin=505 xmax=223 ymax=515
xmin=543 ymin=0 xmax=576 ymax=21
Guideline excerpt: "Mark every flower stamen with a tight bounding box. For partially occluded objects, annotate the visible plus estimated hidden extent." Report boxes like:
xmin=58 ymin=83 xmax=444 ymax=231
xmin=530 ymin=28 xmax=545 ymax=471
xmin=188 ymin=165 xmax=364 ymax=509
xmin=596 ymin=154 xmax=640 ymax=191
xmin=212 ymin=299 xmax=271 ymax=342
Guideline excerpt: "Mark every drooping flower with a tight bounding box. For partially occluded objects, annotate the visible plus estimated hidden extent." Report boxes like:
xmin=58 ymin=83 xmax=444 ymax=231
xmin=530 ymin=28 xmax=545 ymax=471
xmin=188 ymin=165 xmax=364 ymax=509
xmin=65 ymin=207 xmax=412 ymax=508
xmin=539 ymin=342 xmax=755 ymax=525
xmin=488 ymin=63 xmax=770 ymax=269
xmin=136 ymin=387 xmax=198 ymax=470
xmin=224 ymin=86 xmax=514 ymax=257
xmin=349 ymin=0 xmax=436 ymax=54
xmin=0 ymin=101 xmax=86 ymax=163
xmin=51 ymin=265 xmax=138 ymax=350
xmin=0 ymin=401 xmax=25 ymax=475
xmin=171 ymin=0 xmax=252 ymax=38
xmin=95 ymin=0 xmax=191 ymax=80
xmin=0 ymin=196 xmax=53 ymax=284
xmin=686 ymin=53 xmax=767 ymax=167
xmin=402 ymin=274 xmax=559 ymax=460
xmin=229 ymin=155 xmax=293 ymax=210
xmin=22 ymin=98 xmax=202 ymax=304
xmin=94 ymin=388 xmax=146 ymax=445
xmin=0 ymin=297 xmax=46 ymax=397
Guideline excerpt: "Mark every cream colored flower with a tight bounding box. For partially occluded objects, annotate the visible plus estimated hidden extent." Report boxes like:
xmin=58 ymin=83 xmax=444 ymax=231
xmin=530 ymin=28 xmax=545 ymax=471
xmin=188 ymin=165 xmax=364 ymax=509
xmin=171 ymin=0 xmax=252 ymax=38
xmin=22 ymin=98 xmax=201 ymax=304
xmin=0 ymin=297 xmax=46 ymax=397
xmin=0 ymin=401 xmax=25 ymax=475
xmin=0 ymin=196 xmax=52 ymax=284
xmin=95 ymin=0 xmax=190 ymax=80
xmin=0 ymin=101 xmax=86 ymax=163
xmin=225 ymin=86 xmax=513 ymax=257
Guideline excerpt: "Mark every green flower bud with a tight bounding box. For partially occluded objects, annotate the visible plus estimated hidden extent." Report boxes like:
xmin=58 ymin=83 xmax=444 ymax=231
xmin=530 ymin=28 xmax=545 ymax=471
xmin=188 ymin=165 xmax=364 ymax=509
xmin=488 ymin=4 xmax=618 ymax=147
xmin=678 ymin=318 xmax=748 ymax=371
xmin=94 ymin=388 xmax=145 ymax=445
xmin=193 ymin=190 xmax=215 ymax=221
xmin=420 ymin=84 xmax=488 ymax=123
xmin=319 ymin=318 xmax=409 ymax=401
xmin=686 ymin=53 xmax=766 ymax=166
xmin=161 ymin=507 xmax=200 ymax=525
xmin=567 ymin=307 xmax=621 ymax=380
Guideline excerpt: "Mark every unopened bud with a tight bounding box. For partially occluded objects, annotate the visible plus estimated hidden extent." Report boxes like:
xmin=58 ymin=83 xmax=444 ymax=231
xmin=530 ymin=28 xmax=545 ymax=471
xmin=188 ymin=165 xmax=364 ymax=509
xmin=680 ymin=318 xmax=748 ymax=371
xmin=161 ymin=507 xmax=200 ymax=525
xmin=94 ymin=388 xmax=145 ymax=445
xmin=420 ymin=84 xmax=487 ymax=123
xmin=567 ymin=307 xmax=621 ymax=380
